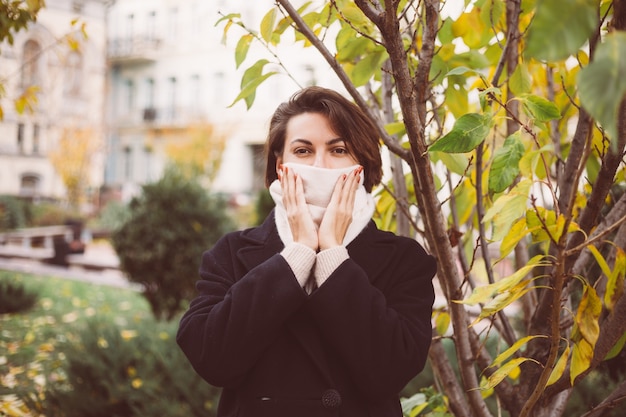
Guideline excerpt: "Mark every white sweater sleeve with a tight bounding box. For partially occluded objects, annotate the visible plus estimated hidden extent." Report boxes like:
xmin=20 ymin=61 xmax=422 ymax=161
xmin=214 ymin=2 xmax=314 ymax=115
xmin=314 ymin=246 xmax=349 ymax=288
xmin=280 ymin=243 xmax=316 ymax=288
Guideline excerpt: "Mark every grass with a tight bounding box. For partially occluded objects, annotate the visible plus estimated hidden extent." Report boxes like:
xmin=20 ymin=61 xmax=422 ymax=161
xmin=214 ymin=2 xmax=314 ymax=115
xmin=0 ymin=270 xmax=152 ymax=415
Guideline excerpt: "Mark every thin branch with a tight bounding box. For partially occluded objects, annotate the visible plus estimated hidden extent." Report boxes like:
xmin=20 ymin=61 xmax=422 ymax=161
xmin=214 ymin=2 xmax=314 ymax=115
xmin=565 ymin=213 xmax=626 ymax=258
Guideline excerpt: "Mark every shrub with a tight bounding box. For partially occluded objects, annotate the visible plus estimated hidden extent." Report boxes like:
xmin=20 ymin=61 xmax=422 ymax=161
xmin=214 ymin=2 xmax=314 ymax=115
xmin=0 ymin=277 xmax=38 ymax=314
xmin=91 ymin=200 xmax=131 ymax=234
xmin=30 ymin=202 xmax=80 ymax=227
xmin=111 ymin=168 xmax=235 ymax=321
xmin=43 ymin=319 xmax=221 ymax=417
xmin=0 ymin=195 xmax=31 ymax=231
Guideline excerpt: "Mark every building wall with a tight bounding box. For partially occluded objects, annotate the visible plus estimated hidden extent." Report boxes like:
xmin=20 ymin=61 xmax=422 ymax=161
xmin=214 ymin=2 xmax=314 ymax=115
xmin=0 ymin=0 xmax=109 ymax=207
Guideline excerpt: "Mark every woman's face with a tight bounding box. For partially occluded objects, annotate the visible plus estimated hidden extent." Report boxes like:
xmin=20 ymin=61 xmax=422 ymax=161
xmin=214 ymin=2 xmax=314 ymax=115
xmin=277 ymin=112 xmax=358 ymax=172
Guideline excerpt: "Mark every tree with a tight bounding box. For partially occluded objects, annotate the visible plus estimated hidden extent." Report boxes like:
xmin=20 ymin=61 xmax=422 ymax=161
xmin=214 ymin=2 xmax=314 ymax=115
xmin=0 ymin=0 xmax=44 ymax=119
xmin=218 ymin=1 xmax=626 ymax=416
xmin=48 ymin=127 xmax=100 ymax=211
xmin=163 ymin=122 xmax=227 ymax=186
xmin=111 ymin=168 xmax=235 ymax=321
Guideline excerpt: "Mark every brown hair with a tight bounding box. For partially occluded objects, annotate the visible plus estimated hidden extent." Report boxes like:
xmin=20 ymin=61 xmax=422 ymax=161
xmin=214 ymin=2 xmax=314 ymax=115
xmin=264 ymin=86 xmax=383 ymax=192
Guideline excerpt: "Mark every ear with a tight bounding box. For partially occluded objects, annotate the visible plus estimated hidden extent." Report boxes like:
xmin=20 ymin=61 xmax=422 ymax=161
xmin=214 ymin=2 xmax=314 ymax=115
xmin=275 ymin=155 xmax=283 ymax=176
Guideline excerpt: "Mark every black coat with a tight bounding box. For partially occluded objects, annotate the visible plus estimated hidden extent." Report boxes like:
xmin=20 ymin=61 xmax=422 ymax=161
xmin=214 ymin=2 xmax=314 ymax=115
xmin=177 ymin=211 xmax=437 ymax=417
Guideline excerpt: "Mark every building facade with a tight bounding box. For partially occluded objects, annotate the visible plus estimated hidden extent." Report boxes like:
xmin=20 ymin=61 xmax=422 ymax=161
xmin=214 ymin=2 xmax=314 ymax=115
xmin=104 ymin=0 xmax=341 ymax=205
xmin=0 ymin=0 xmax=343 ymax=211
xmin=0 ymin=0 xmax=110 ymax=207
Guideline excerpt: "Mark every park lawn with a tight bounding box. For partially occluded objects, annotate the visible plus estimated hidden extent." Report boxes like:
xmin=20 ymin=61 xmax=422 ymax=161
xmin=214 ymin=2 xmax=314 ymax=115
xmin=0 ymin=270 xmax=153 ymax=415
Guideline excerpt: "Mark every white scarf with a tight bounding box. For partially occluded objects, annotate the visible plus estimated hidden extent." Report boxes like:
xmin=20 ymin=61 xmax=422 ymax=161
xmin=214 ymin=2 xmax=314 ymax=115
xmin=269 ymin=162 xmax=375 ymax=247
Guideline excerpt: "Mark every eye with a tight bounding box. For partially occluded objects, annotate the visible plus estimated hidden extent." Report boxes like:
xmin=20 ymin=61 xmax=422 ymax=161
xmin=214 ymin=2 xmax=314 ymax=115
xmin=293 ymin=147 xmax=311 ymax=155
xmin=331 ymin=147 xmax=349 ymax=155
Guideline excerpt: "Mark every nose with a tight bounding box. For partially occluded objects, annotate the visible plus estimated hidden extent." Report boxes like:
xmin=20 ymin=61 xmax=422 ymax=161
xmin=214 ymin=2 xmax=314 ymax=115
xmin=313 ymin=153 xmax=328 ymax=168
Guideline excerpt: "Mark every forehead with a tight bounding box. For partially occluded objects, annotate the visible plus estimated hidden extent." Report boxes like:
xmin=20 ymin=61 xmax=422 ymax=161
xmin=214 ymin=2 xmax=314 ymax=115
xmin=285 ymin=112 xmax=339 ymax=141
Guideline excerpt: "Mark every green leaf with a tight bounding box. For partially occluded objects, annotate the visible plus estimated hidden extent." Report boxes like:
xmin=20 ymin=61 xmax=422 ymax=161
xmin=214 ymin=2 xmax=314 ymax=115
xmin=384 ymin=122 xmax=406 ymax=137
xmin=445 ymin=85 xmax=469 ymax=118
xmin=605 ymin=248 xmax=625 ymax=312
xmin=604 ymin=331 xmax=626 ymax=360
xmin=488 ymin=132 xmax=525 ymax=193
xmin=350 ymin=49 xmax=387 ymax=87
xmin=509 ymin=64 xmax=532 ymax=95
xmin=260 ymin=8 xmax=277 ymax=44
xmin=431 ymin=151 xmax=470 ymax=176
xmin=525 ymin=0 xmax=598 ymax=61
xmin=428 ymin=113 xmax=492 ymax=153
xmin=520 ymin=94 xmax=561 ymax=122
xmin=578 ymin=32 xmax=626 ymax=142
xmin=234 ymin=34 xmax=253 ymax=69
xmin=229 ymin=60 xmax=275 ymax=109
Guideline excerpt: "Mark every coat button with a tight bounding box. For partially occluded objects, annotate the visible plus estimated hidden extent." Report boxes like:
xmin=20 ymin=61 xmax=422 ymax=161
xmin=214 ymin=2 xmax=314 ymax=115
xmin=321 ymin=389 xmax=342 ymax=409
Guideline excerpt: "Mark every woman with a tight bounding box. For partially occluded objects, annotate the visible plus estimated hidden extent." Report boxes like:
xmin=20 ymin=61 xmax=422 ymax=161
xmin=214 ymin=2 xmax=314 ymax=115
xmin=177 ymin=86 xmax=437 ymax=417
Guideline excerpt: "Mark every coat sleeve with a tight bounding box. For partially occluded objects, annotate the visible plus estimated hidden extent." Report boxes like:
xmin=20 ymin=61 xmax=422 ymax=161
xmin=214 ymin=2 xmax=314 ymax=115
xmin=306 ymin=237 xmax=436 ymax=397
xmin=176 ymin=234 xmax=307 ymax=388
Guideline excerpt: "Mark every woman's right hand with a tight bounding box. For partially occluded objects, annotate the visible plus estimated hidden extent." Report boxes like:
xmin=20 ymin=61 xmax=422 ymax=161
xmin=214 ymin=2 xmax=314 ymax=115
xmin=280 ymin=165 xmax=319 ymax=251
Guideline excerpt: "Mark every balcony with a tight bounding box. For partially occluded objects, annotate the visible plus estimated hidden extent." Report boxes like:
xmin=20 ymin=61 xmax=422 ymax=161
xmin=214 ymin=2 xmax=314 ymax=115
xmin=107 ymin=36 xmax=161 ymax=64
xmin=111 ymin=106 xmax=207 ymax=129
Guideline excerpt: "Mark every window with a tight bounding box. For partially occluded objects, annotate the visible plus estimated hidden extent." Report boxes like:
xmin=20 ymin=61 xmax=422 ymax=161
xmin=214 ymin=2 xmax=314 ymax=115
xmin=64 ymin=51 xmax=83 ymax=96
xmin=20 ymin=174 xmax=40 ymax=198
xmin=125 ymin=79 xmax=135 ymax=112
xmin=123 ymin=146 xmax=133 ymax=180
xmin=190 ymin=74 xmax=201 ymax=113
xmin=167 ymin=77 xmax=177 ymax=121
xmin=22 ymin=40 xmax=42 ymax=88
xmin=147 ymin=11 xmax=157 ymax=41
xmin=33 ymin=124 xmax=40 ymax=154
xmin=17 ymin=123 xmax=25 ymax=154
xmin=144 ymin=78 xmax=155 ymax=108
xmin=213 ymin=72 xmax=225 ymax=105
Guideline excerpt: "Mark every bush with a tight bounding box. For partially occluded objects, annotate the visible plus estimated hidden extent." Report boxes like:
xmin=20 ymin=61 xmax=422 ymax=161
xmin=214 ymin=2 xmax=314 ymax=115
xmin=111 ymin=168 xmax=235 ymax=321
xmin=43 ymin=319 xmax=221 ymax=417
xmin=30 ymin=202 xmax=80 ymax=227
xmin=0 ymin=195 xmax=31 ymax=231
xmin=0 ymin=277 xmax=38 ymax=314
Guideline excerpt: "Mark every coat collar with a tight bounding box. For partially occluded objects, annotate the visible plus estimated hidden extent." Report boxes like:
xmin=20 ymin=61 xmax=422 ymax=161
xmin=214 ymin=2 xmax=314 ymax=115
xmin=236 ymin=210 xmax=398 ymax=284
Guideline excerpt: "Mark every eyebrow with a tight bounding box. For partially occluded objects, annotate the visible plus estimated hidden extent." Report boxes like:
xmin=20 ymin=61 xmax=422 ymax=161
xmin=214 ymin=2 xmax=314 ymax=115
xmin=289 ymin=138 xmax=346 ymax=146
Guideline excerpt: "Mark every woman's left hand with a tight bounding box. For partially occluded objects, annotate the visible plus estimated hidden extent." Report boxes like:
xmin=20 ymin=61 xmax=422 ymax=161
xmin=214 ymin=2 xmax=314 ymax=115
xmin=318 ymin=166 xmax=362 ymax=250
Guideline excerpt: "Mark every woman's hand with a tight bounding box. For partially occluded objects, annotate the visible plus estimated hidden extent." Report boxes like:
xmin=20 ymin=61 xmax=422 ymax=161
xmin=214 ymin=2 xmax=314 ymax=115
xmin=280 ymin=165 xmax=319 ymax=250
xmin=318 ymin=166 xmax=362 ymax=251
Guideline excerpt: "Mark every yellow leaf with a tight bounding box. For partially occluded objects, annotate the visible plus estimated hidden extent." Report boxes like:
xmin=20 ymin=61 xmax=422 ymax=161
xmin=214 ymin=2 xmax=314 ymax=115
xmin=434 ymin=310 xmax=451 ymax=336
xmin=481 ymin=357 xmax=530 ymax=390
xmin=547 ymin=344 xmax=570 ymax=386
xmin=605 ymin=247 xmax=625 ymax=311
xmin=260 ymin=8 xmax=277 ymax=44
xmin=131 ymin=378 xmax=143 ymax=389
xmin=97 ymin=337 xmax=109 ymax=348
xmin=120 ymin=329 xmax=138 ymax=340
xmin=456 ymin=254 xmax=547 ymax=305
xmin=483 ymin=179 xmax=531 ymax=241
xmin=491 ymin=335 xmax=545 ymax=368
xmin=575 ymin=285 xmax=602 ymax=345
xmin=571 ymin=337 xmax=593 ymax=384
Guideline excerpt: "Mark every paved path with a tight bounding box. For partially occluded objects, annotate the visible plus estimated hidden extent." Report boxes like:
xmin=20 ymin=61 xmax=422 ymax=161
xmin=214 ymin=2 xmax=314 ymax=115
xmin=0 ymin=242 xmax=139 ymax=290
